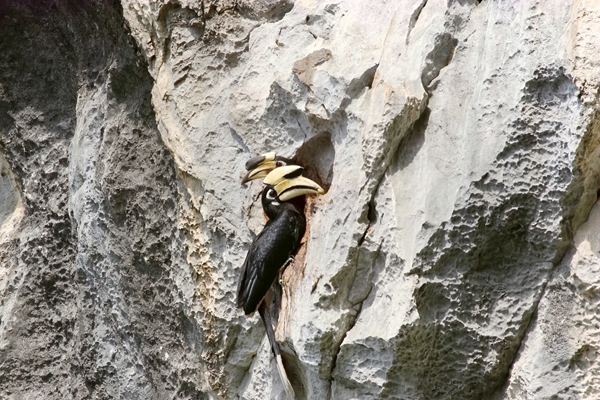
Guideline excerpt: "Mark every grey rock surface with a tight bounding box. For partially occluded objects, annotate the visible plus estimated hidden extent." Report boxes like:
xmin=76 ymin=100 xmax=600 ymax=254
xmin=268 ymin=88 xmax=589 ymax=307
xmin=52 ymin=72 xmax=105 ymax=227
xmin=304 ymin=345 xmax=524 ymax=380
xmin=0 ymin=1 xmax=205 ymax=398
xmin=0 ymin=0 xmax=599 ymax=399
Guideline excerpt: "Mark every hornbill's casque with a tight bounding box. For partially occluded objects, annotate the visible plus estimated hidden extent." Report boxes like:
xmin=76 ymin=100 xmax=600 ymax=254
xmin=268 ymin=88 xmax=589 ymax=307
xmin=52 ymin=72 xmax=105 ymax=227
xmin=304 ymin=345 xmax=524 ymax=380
xmin=238 ymin=162 xmax=324 ymax=399
xmin=241 ymin=151 xmax=292 ymax=184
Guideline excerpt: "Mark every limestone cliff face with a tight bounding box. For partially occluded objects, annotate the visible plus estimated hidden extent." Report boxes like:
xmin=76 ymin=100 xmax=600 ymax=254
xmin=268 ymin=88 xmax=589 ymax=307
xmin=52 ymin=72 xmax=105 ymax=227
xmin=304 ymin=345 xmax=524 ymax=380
xmin=0 ymin=0 xmax=599 ymax=399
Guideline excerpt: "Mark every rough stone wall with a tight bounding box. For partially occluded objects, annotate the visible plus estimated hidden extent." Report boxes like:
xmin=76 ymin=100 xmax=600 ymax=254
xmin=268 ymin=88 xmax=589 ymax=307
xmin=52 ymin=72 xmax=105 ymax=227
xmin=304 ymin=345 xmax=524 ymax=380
xmin=0 ymin=1 xmax=205 ymax=398
xmin=0 ymin=0 xmax=599 ymax=399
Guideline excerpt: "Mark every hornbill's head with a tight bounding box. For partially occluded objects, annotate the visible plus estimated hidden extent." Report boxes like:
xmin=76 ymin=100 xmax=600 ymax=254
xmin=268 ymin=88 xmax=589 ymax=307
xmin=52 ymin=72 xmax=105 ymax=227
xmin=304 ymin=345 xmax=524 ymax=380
xmin=261 ymin=165 xmax=324 ymax=218
xmin=242 ymin=151 xmax=293 ymax=184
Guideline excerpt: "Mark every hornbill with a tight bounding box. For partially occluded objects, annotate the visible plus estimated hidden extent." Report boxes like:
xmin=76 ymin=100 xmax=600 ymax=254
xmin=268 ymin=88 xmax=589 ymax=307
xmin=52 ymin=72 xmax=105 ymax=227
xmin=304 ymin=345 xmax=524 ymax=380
xmin=241 ymin=151 xmax=292 ymax=184
xmin=237 ymin=165 xmax=324 ymax=399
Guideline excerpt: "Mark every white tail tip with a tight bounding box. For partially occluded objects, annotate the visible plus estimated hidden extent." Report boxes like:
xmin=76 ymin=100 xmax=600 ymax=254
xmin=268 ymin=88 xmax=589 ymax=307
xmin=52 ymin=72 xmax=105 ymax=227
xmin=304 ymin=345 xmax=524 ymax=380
xmin=276 ymin=354 xmax=295 ymax=400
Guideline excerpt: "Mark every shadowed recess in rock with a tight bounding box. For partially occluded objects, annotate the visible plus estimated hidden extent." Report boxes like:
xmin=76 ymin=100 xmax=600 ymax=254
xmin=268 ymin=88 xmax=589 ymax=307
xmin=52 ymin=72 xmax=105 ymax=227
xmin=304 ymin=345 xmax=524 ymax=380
xmin=293 ymin=132 xmax=335 ymax=192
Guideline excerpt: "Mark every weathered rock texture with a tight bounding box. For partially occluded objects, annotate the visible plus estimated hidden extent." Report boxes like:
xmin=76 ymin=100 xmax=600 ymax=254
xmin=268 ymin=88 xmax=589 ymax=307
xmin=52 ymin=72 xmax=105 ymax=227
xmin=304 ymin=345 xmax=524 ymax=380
xmin=0 ymin=1 xmax=204 ymax=398
xmin=0 ymin=0 xmax=599 ymax=399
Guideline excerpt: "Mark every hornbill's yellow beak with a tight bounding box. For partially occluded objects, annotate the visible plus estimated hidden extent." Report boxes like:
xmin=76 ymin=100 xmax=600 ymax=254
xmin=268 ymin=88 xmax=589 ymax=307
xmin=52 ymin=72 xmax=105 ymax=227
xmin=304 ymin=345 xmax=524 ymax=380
xmin=242 ymin=152 xmax=291 ymax=184
xmin=264 ymin=165 xmax=325 ymax=201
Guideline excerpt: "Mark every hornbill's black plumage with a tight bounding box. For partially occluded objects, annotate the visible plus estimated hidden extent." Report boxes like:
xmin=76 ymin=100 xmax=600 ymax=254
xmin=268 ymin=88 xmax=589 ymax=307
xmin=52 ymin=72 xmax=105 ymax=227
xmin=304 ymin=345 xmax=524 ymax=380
xmin=237 ymin=166 xmax=323 ymax=313
xmin=237 ymin=186 xmax=306 ymax=314
xmin=237 ymin=165 xmax=324 ymax=399
xmin=241 ymin=151 xmax=293 ymax=184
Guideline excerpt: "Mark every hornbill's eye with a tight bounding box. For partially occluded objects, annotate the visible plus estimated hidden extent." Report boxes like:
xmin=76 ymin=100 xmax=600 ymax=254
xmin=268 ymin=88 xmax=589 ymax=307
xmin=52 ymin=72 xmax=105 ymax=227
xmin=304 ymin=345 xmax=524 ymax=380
xmin=266 ymin=188 xmax=277 ymax=200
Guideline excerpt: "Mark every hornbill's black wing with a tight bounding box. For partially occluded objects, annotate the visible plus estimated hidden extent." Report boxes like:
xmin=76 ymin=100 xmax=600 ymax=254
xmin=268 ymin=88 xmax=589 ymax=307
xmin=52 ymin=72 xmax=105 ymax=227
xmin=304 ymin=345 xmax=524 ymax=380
xmin=237 ymin=208 xmax=305 ymax=315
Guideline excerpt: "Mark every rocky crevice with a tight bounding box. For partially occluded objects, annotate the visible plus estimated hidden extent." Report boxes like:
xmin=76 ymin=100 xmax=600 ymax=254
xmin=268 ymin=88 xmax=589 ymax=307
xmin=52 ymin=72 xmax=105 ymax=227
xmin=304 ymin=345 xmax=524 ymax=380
xmin=406 ymin=0 xmax=429 ymax=46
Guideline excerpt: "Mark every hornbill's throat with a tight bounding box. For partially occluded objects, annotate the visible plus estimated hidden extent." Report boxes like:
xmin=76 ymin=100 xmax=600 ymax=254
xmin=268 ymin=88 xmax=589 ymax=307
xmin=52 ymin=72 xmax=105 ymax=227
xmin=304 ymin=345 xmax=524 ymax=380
xmin=242 ymin=151 xmax=292 ymax=184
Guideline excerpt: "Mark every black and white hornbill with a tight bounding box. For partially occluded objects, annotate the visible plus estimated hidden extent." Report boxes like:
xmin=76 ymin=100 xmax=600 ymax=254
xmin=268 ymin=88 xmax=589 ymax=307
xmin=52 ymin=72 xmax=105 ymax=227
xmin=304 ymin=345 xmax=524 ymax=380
xmin=241 ymin=151 xmax=292 ymax=184
xmin=237 ymin=165 xmax=324 ymax=399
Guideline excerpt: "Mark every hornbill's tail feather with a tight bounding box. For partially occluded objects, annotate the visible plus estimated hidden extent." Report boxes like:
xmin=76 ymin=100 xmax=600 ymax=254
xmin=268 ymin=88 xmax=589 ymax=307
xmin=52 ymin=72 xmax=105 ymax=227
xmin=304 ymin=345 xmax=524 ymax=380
xmin=276 ymin=354 xmax=293 ymax=400
xmin=258 ymin=302 xmax=295 ymax=400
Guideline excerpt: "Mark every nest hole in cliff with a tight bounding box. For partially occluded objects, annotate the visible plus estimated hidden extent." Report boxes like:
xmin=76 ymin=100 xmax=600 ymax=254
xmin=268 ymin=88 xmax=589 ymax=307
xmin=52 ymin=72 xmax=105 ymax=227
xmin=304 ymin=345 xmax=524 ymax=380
xmin=292 ymin=132 xmax=335 ymax=193
xmin=282 ymin=132 xmax=333 ymax=220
